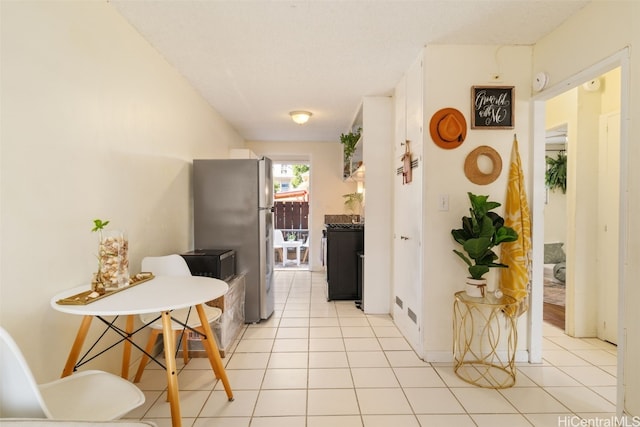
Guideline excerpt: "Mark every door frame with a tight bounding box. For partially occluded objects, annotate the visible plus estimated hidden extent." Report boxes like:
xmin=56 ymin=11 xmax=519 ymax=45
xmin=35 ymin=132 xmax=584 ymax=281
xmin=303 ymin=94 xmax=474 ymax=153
xmin=530 ymin=48 xmax=629 ymax=415
xmin=597 ymin=111 xmax=621 ymax=344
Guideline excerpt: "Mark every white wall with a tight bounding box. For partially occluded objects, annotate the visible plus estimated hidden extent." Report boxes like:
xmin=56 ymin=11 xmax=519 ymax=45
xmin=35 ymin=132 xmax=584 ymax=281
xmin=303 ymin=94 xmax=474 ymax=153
xmin=361 ymin=97 xmax=393 ymax=314
xmin=246 ymin=140 xmax=357 ymax=271
xmin=543 ymin=186 xmax=568 ymax=244
xmin=533 ymin=0 xmax=639 ymax=416
xmin=0 ymin=1 xmax=244 ymax=380
xmin=570 ymin=82 xmax=602 ymax=338
xmin=420 ymin=45 xmax=533 ymax=361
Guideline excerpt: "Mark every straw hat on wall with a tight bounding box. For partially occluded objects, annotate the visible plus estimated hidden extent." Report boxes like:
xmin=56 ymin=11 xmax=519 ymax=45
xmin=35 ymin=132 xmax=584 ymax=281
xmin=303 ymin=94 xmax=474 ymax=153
xmin=429 ymin=108 xmax=467 ymax=149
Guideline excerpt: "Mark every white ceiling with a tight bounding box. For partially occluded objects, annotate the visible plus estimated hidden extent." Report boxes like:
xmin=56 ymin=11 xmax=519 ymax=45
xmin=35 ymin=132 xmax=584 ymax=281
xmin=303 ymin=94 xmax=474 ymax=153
xmin=110 ymin=0 xmax=590 ymax=142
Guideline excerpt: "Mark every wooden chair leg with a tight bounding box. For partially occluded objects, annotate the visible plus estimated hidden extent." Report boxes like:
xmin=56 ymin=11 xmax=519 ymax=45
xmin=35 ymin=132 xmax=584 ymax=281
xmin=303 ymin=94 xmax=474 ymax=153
xmin=121 ymin=315 xmax=134 ymax=379
xmin=195 ymin=304 xmax=233 ymax=401
xmin=180 ymin=331 xmax=189 ymax=365
xmin=195 ymin=326 xmax=222 ymax=378
xmin=134 ymin=329 xmax=160 ymax=383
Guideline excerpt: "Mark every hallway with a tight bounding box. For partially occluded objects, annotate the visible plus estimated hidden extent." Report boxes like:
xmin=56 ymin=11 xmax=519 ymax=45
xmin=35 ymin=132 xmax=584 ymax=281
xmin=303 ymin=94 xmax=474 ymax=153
xmin=129 ymin=270 xmax=618 ymax=427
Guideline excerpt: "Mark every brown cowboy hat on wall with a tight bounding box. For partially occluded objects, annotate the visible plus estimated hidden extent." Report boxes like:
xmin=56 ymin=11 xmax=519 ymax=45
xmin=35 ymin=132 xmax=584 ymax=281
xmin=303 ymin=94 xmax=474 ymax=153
xmin=430 ymin=108 xmax=467 ymax=149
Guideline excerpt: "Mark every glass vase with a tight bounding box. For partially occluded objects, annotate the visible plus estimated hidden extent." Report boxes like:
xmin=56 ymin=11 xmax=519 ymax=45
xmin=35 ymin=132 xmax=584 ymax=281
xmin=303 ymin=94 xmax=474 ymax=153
xmin=97 ymin=230 xmax=129 ymax=291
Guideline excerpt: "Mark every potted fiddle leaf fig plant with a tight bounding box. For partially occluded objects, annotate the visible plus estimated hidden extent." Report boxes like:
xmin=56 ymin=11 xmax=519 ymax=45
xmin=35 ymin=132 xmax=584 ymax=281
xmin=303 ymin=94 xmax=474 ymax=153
xmin=451 ymin=193 xmax=518 ymax=297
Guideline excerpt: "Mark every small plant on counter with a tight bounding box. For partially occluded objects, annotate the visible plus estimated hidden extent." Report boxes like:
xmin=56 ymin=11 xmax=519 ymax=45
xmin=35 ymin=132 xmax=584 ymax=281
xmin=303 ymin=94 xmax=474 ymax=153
xmin=343 ymin=192 xmax=363 ymax=222
xmin=91 ymin=218 xmax=110 ymax=234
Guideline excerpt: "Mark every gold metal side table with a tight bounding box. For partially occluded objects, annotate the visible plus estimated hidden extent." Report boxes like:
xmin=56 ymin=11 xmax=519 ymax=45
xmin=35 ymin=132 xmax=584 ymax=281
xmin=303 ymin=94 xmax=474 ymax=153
xmin=453 ymin=290 xmax=518 ymax=388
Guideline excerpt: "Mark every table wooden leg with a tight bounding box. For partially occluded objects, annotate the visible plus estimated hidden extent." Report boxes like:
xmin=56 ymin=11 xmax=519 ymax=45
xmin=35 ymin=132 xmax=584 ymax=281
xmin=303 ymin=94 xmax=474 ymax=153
xmin=195 ymin=304 xmax=234 ymax=401
xmin=121 ymin=315 xmax=134 ymax=379
xmin=61 ymin=315 xmax=93 ymax=378
xmin=161 ymin=311 xmax=182 ymax=427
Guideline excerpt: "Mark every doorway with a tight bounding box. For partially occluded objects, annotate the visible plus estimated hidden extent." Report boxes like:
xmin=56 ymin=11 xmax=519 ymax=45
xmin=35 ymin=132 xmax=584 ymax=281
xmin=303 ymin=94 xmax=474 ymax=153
xmin=273 ymin=162 xmax=310 ymax=271
xmin=542 ymin=124 xmax=567 ymax=329
xmin=541 ymin=68 xmax=621 ymax=342
xmin=531 ymin=49 xmax=628 ymax=412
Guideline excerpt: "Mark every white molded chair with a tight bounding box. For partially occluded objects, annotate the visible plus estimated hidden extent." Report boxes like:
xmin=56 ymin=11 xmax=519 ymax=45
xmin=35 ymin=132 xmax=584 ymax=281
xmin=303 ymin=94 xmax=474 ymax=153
xmin=300 ymin=237 xmax=309 ymax=263
xmin=0 ymin=421 xmax=157 ymax=426
xmin=134 ymin=254 xmax=222 ymax=383
xmin=273 ymin=230 xmax=285 ymax=264
xmin=0 ymin=326 xmax=145 ymax=420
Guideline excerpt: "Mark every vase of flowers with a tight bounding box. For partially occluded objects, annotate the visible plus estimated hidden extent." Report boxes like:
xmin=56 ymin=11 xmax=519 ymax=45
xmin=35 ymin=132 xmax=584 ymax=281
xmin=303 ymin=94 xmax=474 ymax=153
xmin=92 ymin=219 xmax=129 ymax=292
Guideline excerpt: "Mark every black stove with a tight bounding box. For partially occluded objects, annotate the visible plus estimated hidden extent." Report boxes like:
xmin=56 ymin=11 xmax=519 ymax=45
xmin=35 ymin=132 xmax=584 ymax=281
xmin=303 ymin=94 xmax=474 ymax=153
xmin=324 ymin=223 xmax=364 ymax=302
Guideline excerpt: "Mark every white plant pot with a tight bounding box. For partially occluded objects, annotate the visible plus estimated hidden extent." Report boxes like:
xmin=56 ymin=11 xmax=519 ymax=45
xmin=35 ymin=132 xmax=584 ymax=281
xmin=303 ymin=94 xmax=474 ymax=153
xmin=465 ymin=278 xmax=487 ymax=298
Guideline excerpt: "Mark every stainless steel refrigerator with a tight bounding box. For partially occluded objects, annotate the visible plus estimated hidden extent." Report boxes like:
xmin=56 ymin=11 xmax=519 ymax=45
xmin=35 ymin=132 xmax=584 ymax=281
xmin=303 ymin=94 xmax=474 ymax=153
xmin=193 ymin=157 xmax=275 ymax=323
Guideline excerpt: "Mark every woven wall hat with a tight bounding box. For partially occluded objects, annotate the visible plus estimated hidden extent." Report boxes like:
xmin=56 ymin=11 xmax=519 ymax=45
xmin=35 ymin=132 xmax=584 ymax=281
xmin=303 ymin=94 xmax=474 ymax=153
xmin=464 ymin=145 xmax=502 ymax=185
xmin=429 ymin=108 xmax=467 ymax=149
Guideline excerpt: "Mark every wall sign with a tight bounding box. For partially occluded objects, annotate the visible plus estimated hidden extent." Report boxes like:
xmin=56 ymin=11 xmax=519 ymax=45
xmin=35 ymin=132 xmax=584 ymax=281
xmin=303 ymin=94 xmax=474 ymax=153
xmin=471 ymin=86 xmax=514 ymax=129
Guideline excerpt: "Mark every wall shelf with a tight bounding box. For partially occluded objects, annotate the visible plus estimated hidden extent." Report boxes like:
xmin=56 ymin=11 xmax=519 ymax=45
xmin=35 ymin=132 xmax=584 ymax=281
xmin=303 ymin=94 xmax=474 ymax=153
xmin=343 ymin=103 xmax=364 ymax=181
xmin=343 ymin=136 xmax=364 ymax=180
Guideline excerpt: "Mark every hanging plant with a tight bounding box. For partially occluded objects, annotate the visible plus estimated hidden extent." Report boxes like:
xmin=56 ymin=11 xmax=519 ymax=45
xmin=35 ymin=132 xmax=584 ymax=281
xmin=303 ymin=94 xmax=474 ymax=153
xmin=545 ymin=152 xmax=567 ymax=194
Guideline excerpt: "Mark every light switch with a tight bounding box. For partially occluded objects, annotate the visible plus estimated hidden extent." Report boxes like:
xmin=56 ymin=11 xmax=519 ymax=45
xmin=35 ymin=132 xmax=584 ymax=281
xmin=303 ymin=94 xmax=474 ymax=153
xmin=439 ymin=194 xmax=449 ymax=211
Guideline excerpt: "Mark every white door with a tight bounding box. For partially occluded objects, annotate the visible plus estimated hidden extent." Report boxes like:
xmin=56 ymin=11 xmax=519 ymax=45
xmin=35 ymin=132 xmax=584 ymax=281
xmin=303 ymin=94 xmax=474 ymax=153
xmin=392 ymin=157 xmax=423 ymax=351
xmin=392 ymin=56 xmax=424 ymax=354
xmin=393 ymin=158 xmax=422 ymax=351
xmin=597 ymin=112 xmax=620 ymax=344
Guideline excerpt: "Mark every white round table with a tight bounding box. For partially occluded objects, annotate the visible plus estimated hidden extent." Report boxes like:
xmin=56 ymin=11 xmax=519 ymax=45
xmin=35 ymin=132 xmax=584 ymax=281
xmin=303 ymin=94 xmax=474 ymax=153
xmin=51 ymin=276 xmax=232 ymax=427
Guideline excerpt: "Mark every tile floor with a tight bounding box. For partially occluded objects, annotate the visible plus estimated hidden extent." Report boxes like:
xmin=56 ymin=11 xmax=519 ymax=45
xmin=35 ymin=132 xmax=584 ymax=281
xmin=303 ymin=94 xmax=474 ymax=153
xmin=127 ymin=270 xmax=619 ymax=427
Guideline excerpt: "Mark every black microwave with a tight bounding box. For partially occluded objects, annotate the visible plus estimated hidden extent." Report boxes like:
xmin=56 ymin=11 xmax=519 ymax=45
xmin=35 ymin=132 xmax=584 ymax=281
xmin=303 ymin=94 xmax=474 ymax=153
xmin=180 ymin=249 xmax=236 ymax=282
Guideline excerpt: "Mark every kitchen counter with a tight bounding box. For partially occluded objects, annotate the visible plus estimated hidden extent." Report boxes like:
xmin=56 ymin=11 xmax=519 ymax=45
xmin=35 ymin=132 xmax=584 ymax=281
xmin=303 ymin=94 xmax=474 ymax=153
xmin=324 ymin=214 xmax=361 ymax=224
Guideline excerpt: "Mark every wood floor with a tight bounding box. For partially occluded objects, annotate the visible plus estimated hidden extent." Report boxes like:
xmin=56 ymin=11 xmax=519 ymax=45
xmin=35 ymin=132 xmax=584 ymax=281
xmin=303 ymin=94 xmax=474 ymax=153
xmin=543 ymin=302 xmax=566 ymax=329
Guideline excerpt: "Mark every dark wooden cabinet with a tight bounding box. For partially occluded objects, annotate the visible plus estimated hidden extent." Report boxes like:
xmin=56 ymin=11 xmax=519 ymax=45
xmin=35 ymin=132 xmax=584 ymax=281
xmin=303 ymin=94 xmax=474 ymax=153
xmin=325 ymin=226 xmax=364 ymax=300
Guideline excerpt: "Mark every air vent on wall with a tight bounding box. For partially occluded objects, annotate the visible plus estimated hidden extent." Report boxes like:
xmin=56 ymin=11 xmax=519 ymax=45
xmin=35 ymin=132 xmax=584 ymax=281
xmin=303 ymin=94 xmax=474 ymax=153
xmin=407 ymin=308 xmax=417 ymax=324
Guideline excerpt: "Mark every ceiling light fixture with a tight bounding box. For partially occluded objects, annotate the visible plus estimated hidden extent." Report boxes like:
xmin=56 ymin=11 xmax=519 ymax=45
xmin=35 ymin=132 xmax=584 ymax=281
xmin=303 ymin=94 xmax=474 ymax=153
xmin=290 ymin=110 xmax=312 ymax=125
